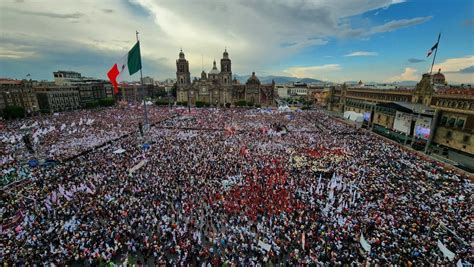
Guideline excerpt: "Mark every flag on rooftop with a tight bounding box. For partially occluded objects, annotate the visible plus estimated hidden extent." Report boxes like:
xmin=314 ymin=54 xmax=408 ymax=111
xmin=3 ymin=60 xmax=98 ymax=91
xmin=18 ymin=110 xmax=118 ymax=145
xmin=427 ymin=33 xmax=440 ymax=57
xmin=107 ymin=41 xmax=142 ymax=94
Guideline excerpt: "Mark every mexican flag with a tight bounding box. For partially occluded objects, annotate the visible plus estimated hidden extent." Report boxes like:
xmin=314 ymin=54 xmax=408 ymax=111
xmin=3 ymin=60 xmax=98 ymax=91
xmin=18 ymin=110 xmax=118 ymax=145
xmin=427 ymin=33 xmax=441 ymax=57
xmin=107 ymin=41 xmax=142 ymax=93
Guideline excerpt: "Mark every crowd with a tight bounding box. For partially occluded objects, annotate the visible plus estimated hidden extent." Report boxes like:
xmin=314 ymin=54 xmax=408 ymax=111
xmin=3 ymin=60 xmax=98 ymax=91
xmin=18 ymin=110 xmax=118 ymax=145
xmin=1 ymin=105 xmax=172 ymax=185
xmin=1 ymin=106 xmax=472 ymax=265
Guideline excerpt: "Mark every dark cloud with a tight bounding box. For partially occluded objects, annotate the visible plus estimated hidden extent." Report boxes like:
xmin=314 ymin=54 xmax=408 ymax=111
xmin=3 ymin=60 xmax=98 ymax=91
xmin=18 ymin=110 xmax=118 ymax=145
xmin=459 ymin=65 xmax=474 ymax=73
xmin=408 ymin=58 xmax=424 ymax=63
xmin=5 ymin=7 xmax=84 ymax=19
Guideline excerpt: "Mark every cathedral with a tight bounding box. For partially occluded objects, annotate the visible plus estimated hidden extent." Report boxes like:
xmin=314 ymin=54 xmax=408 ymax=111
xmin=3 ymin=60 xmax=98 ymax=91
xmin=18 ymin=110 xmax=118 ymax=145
xmin=175 ymin=49 xmax=275 ymax=106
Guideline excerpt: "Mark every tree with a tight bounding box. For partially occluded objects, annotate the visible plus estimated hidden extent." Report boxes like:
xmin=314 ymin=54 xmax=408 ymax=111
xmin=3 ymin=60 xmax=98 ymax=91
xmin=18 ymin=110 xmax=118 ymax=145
xmin=195 ymin=101 xmax=205 ymax=107
xmin=85 ymin=101 xmax=100 ymax=109
xmin=235 ymin=100 xmax=247 ymax=107
xmin=171 ymin=84 xmax=177 ymax=98
xmin=155 ymin=100 xmax=169 ymax=106
xmin=2 ymin=105 xmax=25 ymax=119
xmin=98 ymin=98 xmax=115 ymax=107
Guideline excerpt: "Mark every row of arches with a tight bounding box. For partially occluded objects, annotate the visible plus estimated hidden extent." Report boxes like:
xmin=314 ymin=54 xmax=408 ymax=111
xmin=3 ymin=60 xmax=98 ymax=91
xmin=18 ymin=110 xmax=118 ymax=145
xmin=436 ymin=99 xmax=473 ymax=110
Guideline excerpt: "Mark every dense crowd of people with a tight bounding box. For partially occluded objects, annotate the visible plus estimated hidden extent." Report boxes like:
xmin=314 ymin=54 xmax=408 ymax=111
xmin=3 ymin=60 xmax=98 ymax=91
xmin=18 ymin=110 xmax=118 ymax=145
xmin=1 ymin=106 xmax=472 ymax=265
xmin=1 ymin=105 xmax=172 ymax=185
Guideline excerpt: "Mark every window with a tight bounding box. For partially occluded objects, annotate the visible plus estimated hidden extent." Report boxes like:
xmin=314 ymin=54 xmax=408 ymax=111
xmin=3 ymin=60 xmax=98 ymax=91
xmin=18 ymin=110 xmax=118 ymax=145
xmin=440 ymin=116 xmax=448 ymax=125
xmin=447 ymin=118 xmax=456 ymax=127
xmin=446 ymin=131 xmax=452 ymax=139
xmin=456 ymin=119 xmax=465 ymax=129
xmin=462 ymin=135 xmax=470 ymax=144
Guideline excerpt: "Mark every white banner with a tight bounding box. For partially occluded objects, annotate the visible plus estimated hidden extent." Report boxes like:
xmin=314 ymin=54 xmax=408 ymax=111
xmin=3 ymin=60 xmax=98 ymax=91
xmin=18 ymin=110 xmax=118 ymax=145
xmin=438 ymin=240 xmax=455 ymax=261
xmin=360 ymin=233 xmax=371 ymax=253
xmin=393 ymin=111 xmax=411 ymax=134
xmin=129 ymin=160 xmax=147 ymax=175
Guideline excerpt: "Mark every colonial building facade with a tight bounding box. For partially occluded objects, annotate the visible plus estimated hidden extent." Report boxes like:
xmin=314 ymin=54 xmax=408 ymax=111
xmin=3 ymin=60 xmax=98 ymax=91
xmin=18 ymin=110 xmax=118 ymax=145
xmin=325 ymin=71 xmax=473 ymax=155
xmin=176 ymin=49 xmax=276 ymax=106
xmin=0 ymin=79 xmax=39 ymax=115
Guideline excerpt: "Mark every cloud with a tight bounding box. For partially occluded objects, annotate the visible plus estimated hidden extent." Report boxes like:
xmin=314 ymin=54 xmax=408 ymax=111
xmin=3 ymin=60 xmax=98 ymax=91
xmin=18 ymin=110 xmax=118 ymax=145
xmin=387 ymin=67 xmax=418 ymax=82
xmin=339 ymin=16 xmax=432 ymax=38
xmin=283 ymin=64 xmax=341 ymax=78
xmin=459 ymin=66 xmax=474 ymax=73
xmin=4 ymin=7 xmax=84 ymax=19
xmin=344 ymin=51 xmax=378 ymax=57
xmin=0 ymin=50 xmax=37 ymax=59
xmin=0 ymin=0 xmax=431 ymax=80
xmin=368 ymin=16 xmax=432 ymax=35
xmin=408 ymin=58 xmax=424 ymax=63
xmin=464 ymin=19 xmax=474 ymax=27
xmin=433 ymin=55 xmax=474 ymax=73
xmin=433 ymin=55 xmax=474 ymax=84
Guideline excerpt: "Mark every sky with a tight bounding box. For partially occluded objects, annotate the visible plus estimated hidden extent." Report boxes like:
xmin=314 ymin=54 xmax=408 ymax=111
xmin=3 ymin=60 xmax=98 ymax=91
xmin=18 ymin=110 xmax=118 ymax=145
xmin=0 ymin=0 xmax=473 ymax=84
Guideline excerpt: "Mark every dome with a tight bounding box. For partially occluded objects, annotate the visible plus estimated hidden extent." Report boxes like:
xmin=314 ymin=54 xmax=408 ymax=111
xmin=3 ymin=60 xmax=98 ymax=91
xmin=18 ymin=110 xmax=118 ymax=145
xmin=209 ymin=60 xmax=220 ymax=75
xmin=223 ymin=48 xmax=229 ymax=59
xmin=179 ymin=49 xmax=185 ymax=59
xmin=433 ymin=69 xmax=445 ymax=79
xmin=246 ymin=72 xmax=261 ymax=85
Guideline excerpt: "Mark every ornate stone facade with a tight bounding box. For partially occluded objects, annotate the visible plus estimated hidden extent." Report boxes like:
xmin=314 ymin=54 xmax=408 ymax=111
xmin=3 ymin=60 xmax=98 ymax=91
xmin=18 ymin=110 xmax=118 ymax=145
xmin=324 ymin=71 xmax=473 ymax=155
xmin=176 ymin=50 xmax=275 ymax=106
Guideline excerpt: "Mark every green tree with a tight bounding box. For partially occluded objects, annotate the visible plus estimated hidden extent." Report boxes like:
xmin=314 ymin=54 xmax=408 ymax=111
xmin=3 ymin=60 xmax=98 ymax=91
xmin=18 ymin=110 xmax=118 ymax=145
xmin=2 ymin=105 xmax=25 ymax=119
xmin=98 ymin=98 xmax=115 ymax=107
xmin=85 ymin=101 xmax=99 ymax=109
xmin=171 ymin=84 xmax=177 ymax=98
xmin=155 ymin=100 xmax=169 ymax=106
xmin=195 ymin=101 xmax=205 ymax=107
xmin=235 ymin=100 xmax=247 ymax=107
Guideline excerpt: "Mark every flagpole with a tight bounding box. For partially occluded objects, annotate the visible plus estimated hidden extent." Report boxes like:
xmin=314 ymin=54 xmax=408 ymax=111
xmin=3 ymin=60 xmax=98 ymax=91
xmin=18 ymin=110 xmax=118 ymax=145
xmin=136 ymin=30 xmax=150 ymax=130
xmin=429 ymin=33 xmax=441 ymax=75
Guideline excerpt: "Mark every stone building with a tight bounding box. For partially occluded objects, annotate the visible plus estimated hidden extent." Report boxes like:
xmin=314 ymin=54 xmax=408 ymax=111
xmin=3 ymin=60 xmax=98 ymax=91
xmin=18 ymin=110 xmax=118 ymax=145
xmin=324 ymin=70 xmax=473 ymax=155
xmin=430 ymin=88 xmax=473 ymax=154
xmin=34 ymin=85 xmax=81 ymax=113
xmin=0 ymin=79 xmax=39 ymax=115
xmin=176 ymin=49 xmax=275 ymax=106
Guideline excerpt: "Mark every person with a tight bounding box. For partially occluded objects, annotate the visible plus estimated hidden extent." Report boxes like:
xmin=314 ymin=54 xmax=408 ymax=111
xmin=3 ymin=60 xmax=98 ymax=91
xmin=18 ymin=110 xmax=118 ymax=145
xmin=0 ymin=107 xmax=471 ymax=265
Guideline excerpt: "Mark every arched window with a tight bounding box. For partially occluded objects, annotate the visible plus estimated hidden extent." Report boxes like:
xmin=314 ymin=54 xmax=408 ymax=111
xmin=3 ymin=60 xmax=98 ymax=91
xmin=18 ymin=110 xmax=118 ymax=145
xmin=180 ymin=78 xmax=184 ymax=84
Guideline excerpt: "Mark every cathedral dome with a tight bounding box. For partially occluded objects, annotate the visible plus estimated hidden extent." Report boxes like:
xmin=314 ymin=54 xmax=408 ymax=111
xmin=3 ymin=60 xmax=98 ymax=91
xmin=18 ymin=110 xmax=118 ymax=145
xmin=223 ymin=48 xmax=229 ymax=59
xmin=179 ymin=49 xmax=185 ymax=59
xmin=246 ymin=72 xmax=261 ymax=85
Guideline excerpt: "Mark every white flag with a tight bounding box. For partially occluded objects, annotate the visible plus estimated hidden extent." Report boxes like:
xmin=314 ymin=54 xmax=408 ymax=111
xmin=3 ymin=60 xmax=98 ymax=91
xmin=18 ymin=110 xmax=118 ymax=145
xmin=360 ymin=233 xmax=371 ymax=253
xmin=437 ymin=240 xmax=455 ymax=261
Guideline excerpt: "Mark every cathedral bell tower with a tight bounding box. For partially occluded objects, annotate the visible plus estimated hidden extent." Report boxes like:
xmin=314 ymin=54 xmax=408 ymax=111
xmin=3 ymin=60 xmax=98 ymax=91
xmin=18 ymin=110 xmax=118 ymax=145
xmin=176 ymin=49 xmax=191 ymax=88
xmin=220 ymin=49 xmax=232 ymax=86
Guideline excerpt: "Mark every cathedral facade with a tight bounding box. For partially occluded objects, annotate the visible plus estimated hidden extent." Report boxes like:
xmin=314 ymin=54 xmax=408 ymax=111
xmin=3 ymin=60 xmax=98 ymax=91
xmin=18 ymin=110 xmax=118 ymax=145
xmin=175 ymin=49 xmax=275 ymax=106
